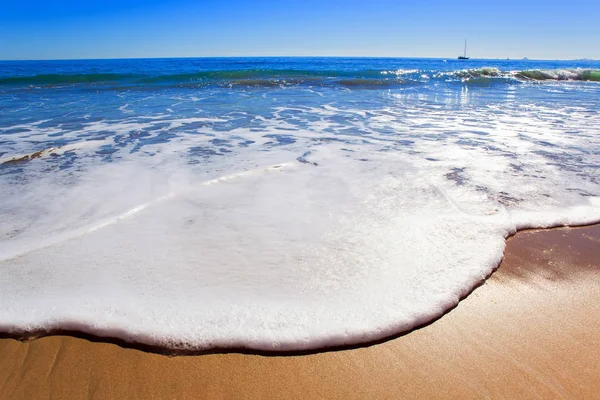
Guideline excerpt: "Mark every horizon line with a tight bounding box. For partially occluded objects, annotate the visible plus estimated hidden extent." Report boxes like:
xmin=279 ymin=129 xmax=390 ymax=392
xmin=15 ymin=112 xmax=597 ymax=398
xmin=1 ymin=56 xmax=598 ymax=62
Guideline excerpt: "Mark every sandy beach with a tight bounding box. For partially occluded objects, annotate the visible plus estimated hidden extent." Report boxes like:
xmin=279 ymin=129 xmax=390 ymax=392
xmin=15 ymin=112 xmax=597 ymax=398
xmin=1 ymin=224 xmax=599 ymax=399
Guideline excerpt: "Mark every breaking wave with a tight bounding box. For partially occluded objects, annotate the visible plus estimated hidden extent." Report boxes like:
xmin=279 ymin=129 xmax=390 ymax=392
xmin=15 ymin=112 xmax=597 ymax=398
xmin=1 ymin=68 xmax=598 ymax=89
xmin=431 ymin=67 xmax=600 ymax=82
xmin=516 ymin=68 xmax=600 ymax=81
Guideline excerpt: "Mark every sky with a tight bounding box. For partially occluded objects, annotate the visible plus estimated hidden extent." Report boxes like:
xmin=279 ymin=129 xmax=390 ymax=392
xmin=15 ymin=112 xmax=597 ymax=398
xmin=0 ymin=0 xmax=598 ymax=60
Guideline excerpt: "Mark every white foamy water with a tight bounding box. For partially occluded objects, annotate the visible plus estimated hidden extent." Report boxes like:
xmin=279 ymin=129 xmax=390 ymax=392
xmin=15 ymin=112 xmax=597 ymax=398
xmin=1 ymin=79 xmax=600 ymax=351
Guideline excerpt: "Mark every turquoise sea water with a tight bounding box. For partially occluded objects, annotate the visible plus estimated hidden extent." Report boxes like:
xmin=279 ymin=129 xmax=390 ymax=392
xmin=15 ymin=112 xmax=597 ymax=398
xmin=1 ymin=58 xmax=599 ymax=350
xmin=1 ymin=57 xmax=599 ymax=161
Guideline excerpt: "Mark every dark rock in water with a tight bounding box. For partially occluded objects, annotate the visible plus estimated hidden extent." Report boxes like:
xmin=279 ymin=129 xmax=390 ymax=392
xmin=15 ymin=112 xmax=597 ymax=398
xmin=2 ymin=149 xmax=48 ymax=165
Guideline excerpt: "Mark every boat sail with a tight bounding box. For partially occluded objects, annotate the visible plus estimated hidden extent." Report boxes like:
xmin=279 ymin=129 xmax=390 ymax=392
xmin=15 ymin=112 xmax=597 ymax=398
xmin=458 ymin=39 xmax=469 ymax=60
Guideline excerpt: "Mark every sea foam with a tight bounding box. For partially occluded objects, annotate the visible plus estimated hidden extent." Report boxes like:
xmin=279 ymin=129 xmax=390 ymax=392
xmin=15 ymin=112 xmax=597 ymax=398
xmin=1 ymin=141 xmax=599 ymax=350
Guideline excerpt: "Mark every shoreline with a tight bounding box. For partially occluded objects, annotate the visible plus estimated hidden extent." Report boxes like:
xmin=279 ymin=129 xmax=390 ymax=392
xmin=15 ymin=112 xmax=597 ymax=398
xmin=1 ymin=223 xmax=599 ymax=398
xmin=1 ymin=222 xmax=599 ymax=356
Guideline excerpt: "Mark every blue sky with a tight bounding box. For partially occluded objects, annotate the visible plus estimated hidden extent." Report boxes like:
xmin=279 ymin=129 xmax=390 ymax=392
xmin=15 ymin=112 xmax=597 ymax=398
xmin=1 ymin=0 xmax=598 ymax=60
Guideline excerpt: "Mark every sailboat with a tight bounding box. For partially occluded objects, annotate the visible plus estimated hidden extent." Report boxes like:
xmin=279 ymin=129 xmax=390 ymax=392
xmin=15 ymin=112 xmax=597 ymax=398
xmin=458 ymin=39 xmax=469 ymax=60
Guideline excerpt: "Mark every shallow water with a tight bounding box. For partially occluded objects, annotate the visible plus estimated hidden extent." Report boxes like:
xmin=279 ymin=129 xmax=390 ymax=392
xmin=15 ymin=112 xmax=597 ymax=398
xmin=1 ymin=58 xmax=599 ymax=350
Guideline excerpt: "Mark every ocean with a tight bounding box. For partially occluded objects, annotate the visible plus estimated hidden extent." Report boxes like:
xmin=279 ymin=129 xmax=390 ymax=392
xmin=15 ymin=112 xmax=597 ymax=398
xmin=1 ymin=57 xmax=599 ymax=351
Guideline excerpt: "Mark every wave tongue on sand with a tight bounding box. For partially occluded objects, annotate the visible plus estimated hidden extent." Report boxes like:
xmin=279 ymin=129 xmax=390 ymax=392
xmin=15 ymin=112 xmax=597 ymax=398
xmin=1 ymin=141 xmax=599 ymax=351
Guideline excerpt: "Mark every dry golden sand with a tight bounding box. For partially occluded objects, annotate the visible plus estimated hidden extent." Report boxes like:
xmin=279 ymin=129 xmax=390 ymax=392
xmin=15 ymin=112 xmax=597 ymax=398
xmin=1 ymin=225 xmax=599 ymax=399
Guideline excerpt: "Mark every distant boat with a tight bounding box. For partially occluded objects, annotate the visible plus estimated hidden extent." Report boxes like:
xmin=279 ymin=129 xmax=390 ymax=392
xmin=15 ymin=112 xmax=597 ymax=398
xmin=458 ymin=39 xmax=469 ymax=60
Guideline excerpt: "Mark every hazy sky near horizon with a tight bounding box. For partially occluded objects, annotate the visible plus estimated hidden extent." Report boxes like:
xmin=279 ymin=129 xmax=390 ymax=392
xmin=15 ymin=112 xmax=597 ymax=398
xmin=1 ymin=0 xmax=598 ymax=60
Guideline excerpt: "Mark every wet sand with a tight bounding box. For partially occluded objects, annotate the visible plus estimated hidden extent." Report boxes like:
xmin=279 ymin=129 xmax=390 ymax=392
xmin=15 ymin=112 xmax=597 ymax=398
xmin=1 ymin=224 xmax=599 ymax=399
